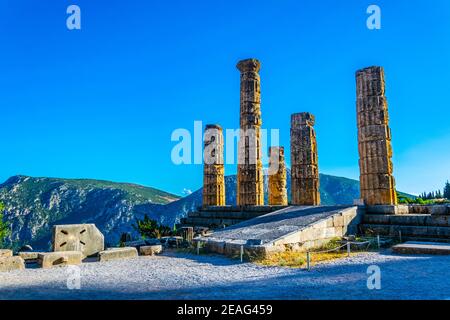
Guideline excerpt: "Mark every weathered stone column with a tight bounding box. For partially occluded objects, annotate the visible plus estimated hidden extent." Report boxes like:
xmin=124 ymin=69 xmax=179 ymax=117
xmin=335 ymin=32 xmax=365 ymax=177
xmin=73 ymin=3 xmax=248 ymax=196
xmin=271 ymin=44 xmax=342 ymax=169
xmin=203 ymin=124 xmax=225 ymax=207
xmin=356 ymin=66 xmax=397 ymax=205
xmin=236 ymin=59 xmax=264 ymax=206
xmin=268 ymin=146 xmax=288 ymax=205
xmin=290 ymin=112 xmax=320 ymax=205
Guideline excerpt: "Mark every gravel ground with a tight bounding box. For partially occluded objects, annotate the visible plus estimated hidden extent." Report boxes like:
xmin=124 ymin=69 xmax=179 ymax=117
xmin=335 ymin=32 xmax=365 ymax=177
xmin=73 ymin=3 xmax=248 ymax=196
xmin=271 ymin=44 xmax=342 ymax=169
xmin=1 ymin=250 xmax=450 ymax=300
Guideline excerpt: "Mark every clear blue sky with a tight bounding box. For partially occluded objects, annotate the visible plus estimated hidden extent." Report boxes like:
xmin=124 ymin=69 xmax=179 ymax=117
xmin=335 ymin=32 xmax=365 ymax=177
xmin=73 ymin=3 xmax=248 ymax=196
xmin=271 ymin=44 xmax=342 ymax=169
xmin=1 ymin=0 xmax=449 ymax=196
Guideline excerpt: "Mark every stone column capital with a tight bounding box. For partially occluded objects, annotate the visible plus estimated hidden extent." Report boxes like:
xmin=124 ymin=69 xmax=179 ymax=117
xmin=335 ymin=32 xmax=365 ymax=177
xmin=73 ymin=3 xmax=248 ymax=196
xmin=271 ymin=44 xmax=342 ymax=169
xmin=236 ymin=58 xmax=261 ymax=73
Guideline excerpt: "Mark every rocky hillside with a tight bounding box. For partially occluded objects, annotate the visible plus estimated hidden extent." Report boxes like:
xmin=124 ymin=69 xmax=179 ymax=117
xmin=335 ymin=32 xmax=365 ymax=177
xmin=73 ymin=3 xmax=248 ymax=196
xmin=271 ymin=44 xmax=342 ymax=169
xmin=0 ymin=172 xmax=392 ymax=250
xmin=0 ymin=176 xmax=179 ymax=250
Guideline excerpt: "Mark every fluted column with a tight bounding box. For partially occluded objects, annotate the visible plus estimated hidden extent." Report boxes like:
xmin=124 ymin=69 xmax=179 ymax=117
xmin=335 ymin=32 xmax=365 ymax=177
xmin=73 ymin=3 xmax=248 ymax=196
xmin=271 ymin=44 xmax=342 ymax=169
xmin=236 ymin=58 xmax=264 ymax=206
xmin=203 ymin=124 xmax=225 ymax=207
xmin=268 ymin=146 xmax=288 ymax=205
xmin=291 ymin=112 xmax=320 ymax=205
xmin=356 ymin=66 xmax=397 ymax=205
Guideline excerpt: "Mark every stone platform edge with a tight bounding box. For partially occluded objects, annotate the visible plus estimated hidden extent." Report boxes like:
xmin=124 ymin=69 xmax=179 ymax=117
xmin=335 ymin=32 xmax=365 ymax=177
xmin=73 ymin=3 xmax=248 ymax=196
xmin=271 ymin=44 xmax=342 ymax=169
xmin=199 ymin=206 xmax=362 ymax=259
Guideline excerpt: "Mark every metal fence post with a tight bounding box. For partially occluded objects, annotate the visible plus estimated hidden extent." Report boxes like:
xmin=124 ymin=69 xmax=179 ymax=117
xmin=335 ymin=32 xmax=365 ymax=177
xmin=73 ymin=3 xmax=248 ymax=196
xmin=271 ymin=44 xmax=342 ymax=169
xmin=240 ymin=245 xmax=244 ymax=263
xmin=347 ymin=242 xmax=351 ymax=257
xmin=399 ymin=230 xmax=402 ymax=243
xmin=196 ymin=240 xmax=200 ymax=255
xmin=377 ymin=235 xmax=380 ymax=249
xmin=306 ymin=251 xmax=311 ymax=271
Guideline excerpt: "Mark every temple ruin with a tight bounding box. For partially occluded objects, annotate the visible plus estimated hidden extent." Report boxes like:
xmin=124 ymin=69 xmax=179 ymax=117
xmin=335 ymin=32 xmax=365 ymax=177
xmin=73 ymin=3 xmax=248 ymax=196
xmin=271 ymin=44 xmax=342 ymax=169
xmin=268 ymin=146 xmax=288 ymax=206
xmin=236 ymin=59 xmax=264 ymax=206
xmin=290 ymin=112 xmax=320 ymax=205
xmin=356 ymin=66 xmax=397 ymax=206
xmin=202 ymin=124 xmax=225 ymax=207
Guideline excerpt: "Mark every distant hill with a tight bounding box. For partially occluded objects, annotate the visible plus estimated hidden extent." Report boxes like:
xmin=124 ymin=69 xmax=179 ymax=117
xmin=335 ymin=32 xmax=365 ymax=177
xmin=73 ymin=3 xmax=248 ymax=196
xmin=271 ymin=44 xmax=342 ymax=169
xmin=0 ymin=173 xmax=411 ymax=250
xmin=0 ymin=176 xmax=179 ymax=250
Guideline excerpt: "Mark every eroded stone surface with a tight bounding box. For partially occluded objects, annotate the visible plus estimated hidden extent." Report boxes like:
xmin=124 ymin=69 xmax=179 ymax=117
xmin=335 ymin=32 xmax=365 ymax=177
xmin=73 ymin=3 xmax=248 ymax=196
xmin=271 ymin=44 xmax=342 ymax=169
xmin=52 ymin=224 xmax=104 ymax=258
xmin=203 ymin=124 xmax=225 ymax=207
xmin=139 ymin=245 xmax=163 ymax=256
xmin=268 ymin=146 xmax=287 ymax=205
xmin=392 ymin=241 xmax=450 ymax=255
xmin=356 ymin=66 xmax=397 ymax=205
xmin=0 ymin=249 xmax=12 ymax=258
xmin=237 ymin=58 xmax=264 ymax=206
xmin=98 ymin=247 xmax=138 ymax=262
xmin=290 ymin=113 xmax=320 ymax=205
xmin=38 ymin=251 xmax=82 ymax=269
xmin=18 ymin=251 xmax=43 ymax=262
xmin=0 ymin=256 xmax=25 ymax=272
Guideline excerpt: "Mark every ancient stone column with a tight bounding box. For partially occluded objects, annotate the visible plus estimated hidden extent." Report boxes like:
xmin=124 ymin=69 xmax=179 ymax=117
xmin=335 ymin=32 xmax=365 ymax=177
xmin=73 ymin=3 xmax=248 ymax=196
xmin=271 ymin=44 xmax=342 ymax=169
xmin=356 ymin=66 xmax=397 ymax=205
xmin=268 ymin=146 xmax=288 ymax=206
xmin=290 ymin=112 xmax=320 ymax=205
xmin=236 ymin=59 xmax=264 ymax=206
xmin=202 ymin=124 xmax=225 ymax=207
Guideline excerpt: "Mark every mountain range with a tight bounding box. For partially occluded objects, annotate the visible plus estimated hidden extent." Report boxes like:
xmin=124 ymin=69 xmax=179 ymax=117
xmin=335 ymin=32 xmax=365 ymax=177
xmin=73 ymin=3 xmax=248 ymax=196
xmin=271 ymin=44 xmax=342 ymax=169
xmin=0 ymin=172 xmax=390 ymax=250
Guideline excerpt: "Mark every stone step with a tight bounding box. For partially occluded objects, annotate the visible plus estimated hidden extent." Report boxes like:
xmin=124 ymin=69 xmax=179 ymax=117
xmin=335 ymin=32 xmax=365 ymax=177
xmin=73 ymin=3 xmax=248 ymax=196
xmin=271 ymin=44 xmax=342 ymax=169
xmin=191 ymin=210 xmax=271 ymax=220
xmin=363 ymin=214 xmax=450 ymax=227
xmin=360 ymin=224 xmax=450 ymax=238
xmin=201 ymin=205 xmax=287 ymax=213
xmin=392 ymin=241 xmax=450 ymax=255
xmin=182 ymin=217 xmax=243 ymax=227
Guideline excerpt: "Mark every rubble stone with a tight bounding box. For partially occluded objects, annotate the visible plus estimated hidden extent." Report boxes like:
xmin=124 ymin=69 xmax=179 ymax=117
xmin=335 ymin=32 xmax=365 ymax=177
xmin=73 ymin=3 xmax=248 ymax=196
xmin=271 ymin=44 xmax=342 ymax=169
xmin=0 ymin=249 xmax=12 ymax=258
xmin=0 ymin=256 xmax=25 ymax=272
xmin=38 ymin=251 xmax=82 ymax=269
xmin=98 ymin=247 xmax=138 ymax=262
xmin=139 ymin=245 xmax=163 ymax=256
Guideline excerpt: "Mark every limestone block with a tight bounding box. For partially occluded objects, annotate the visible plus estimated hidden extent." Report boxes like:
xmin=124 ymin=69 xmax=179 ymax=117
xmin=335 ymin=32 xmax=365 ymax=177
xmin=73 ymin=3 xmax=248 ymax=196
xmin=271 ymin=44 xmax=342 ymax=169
xmin=139 ymin=245 xmax=163 ymax=256
xmin=124 ymin=240 xmax=146 ymax=246
xmin=0 ymin=256 xmax=25 ymax=272
xmin=391 ymin=215 xmax=426 ymax=226
xmin=18 ymin=251 xmax=43 ymax=263
xmin=0 ymin=249 xmax=13 ymax=258
xmin=428 ymin=215 xmax=450 ymax=227
xmin=323 ymin=227 xmax=337 ymax=238
xmin=38 ymin=251 xmax=82 ymax=269
xmin=392 ymin=242 xmax=450 ymax=255
xmin=98 ymin=247 xmax=138 ymax=262
xmin=367 ymin=205 xmax=408 ymax=215
xmin=206 ymin=240 xmax=226 ymax=254
xmin=224 ymin=241 xmax=246 ymax=256
xmin=430 ymin=205 xmax=450 ymax=216
xmin=53 ymin=224 xmax=104 ymax=258
xmin=363 ymin=214 xmax=390 ymax=224
xmin=332 ymin=215 xmax=344 ymax=227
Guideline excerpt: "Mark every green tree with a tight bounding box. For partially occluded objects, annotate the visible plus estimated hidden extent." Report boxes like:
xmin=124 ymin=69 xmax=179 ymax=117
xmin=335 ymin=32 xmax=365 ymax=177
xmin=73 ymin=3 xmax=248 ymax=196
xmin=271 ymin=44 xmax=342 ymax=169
xmin=0 ymin=202 xmax=11 ymax=248
xmin=444 ymin=181 xmax=450 ymax=200
xmin=133 ymin=214 xmax=172 ymax=239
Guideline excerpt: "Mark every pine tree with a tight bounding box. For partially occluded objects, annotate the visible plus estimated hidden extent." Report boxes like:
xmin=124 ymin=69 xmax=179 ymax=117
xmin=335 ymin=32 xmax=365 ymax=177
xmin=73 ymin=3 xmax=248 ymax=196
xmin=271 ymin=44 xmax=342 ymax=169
xmin=444 ymin=181 xmax=450 ymax=200
xmin=0 ymin=202 xmax=10 ymax=248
